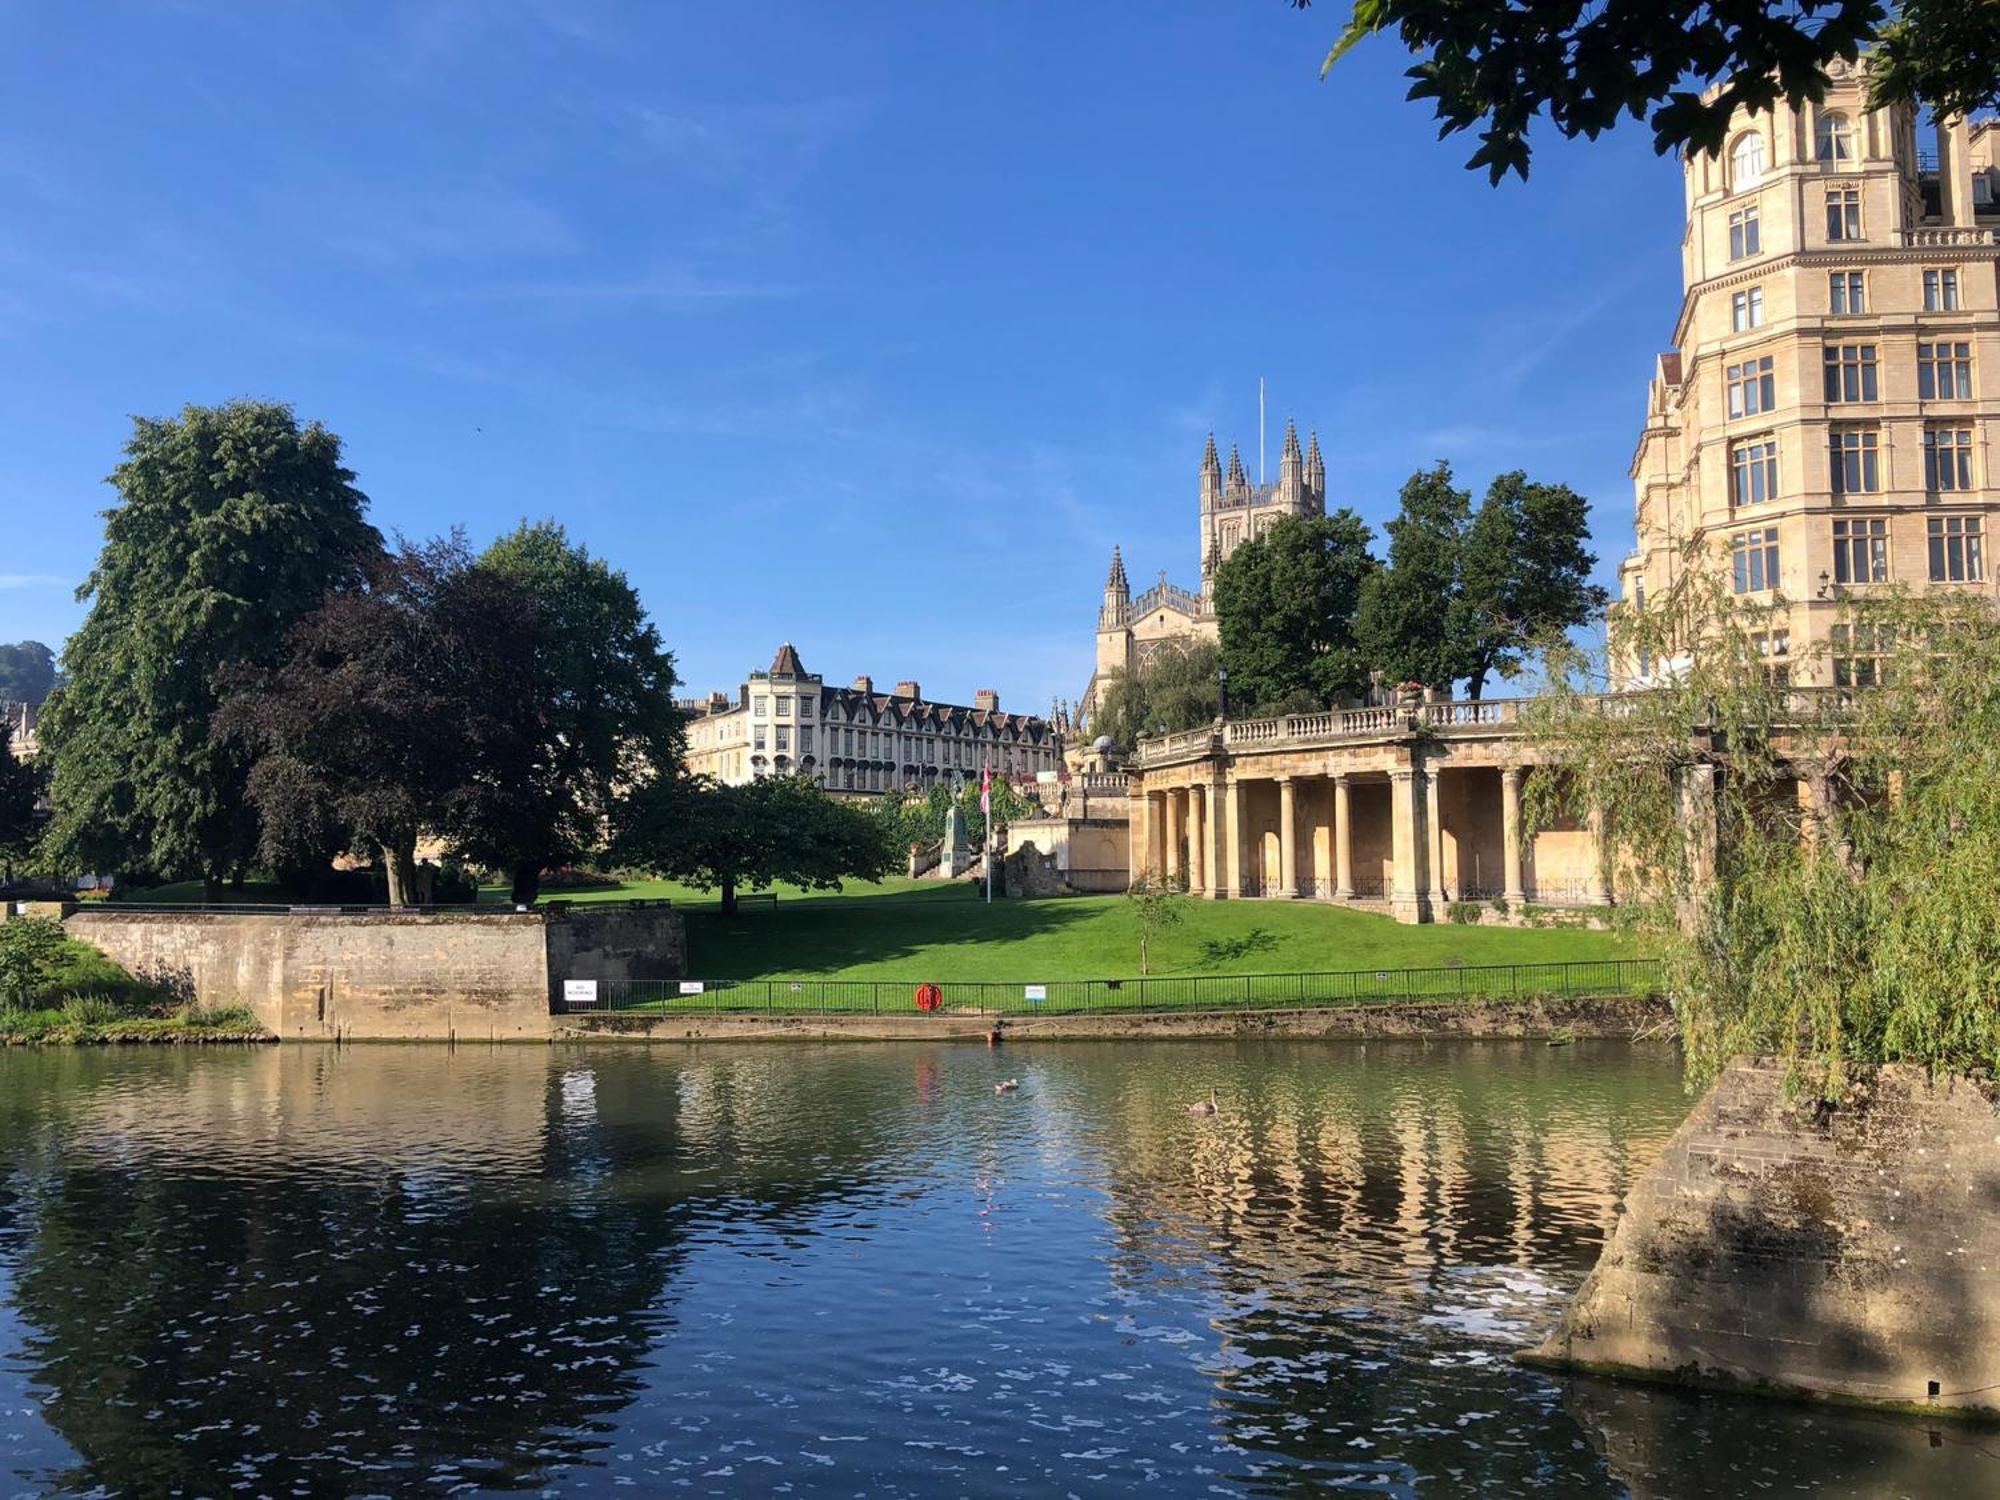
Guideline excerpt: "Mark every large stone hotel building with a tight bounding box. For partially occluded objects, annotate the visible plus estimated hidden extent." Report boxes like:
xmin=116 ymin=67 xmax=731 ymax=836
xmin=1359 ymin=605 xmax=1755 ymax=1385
xmin=1121 ymin=74 xmax=1998 ymax=920
xmin=683 ymin=645 xmax=1063 ymax=800
xmin=1621 ymin=64 xmax=1999 ymax=677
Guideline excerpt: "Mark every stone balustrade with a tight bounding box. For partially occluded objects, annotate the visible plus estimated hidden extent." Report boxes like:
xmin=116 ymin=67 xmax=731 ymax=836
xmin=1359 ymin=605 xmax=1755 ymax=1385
xmin=1895 ymin=226 xmax=1997 ymax=248
xmin=1140 ymin=698 xmax=1532 ymax=767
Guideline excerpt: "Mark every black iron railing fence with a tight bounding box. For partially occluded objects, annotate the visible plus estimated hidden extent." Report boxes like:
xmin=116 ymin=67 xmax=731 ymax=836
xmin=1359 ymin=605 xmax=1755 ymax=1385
xmin=565 ymin=957 xmax=1661 ymax=1018
xmin=75 ymin=897 xmax=674 ymax=917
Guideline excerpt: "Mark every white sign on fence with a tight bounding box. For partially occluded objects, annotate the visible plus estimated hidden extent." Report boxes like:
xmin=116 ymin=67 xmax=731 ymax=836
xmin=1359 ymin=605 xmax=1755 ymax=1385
xmin=562 ymin=980 xmax=598 ymax=1007
xmin=679 ymin=981 xmax=706 ymax=996
xmin=1024 ymin=984 xmax=1047 ymax=1003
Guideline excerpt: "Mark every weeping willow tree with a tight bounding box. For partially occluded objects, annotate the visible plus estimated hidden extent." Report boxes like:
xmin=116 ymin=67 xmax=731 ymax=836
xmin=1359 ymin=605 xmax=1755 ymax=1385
xmin=1525 ymin=550 xmax=2000 ymax=1100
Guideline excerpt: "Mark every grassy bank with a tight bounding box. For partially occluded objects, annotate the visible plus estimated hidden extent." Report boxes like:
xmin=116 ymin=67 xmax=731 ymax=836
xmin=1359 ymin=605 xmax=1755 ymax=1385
xmin=0 ymin=917 xmax=273 ymax=1044
xmin=1 ymin=1003 xmax=269 ymax=1045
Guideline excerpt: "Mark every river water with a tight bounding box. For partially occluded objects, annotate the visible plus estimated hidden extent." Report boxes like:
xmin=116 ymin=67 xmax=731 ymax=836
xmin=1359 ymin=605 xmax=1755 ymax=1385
xmin=0 ymin=1041 xmax=1989 ymax=1498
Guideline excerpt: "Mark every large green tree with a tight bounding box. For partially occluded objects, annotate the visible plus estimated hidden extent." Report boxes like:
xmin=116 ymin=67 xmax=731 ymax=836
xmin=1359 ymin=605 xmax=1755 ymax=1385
xmin=1213 ymin=510 xmax=1378 ymax=712
xmin=1092 ymin=640 xmax=1222 ymax=750
xmin=460 ymin=522 xmax=684 ymax=906
xmin=1355 ymin=464 xmax=1604 ymax=698
xmin=1454 ymin=471 xmax=1607 ymax=699
xmin=1353 ymin=462 xmax=1475 ymax=692
xmin=618 ymin=773 xmax=899 ymax=917
xmin=1293 ymin=0 xmax=1998 ymax=182
xmin=37 ymin=402 xmax=380 ymax=893
xmin=216 ymin=537 xmax=538 ymax=906
xmin=0 ymin=642 xmax=57 ymax=705
xmin=0 ymin=751 xmax=43 ymax=884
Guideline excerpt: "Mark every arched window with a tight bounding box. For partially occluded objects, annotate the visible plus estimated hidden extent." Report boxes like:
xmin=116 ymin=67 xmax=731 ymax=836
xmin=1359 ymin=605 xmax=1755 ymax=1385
xmin=1730 ymin=132 xmax=1766 ymax=189
xmin=1816 ymin=112 xmax=1854 ymax=163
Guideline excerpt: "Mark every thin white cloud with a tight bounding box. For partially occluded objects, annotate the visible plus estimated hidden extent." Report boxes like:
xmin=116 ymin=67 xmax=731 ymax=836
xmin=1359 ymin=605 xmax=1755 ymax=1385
xmin=447 ymin=264 xmax=797 ymax=306
xmin=0 ymin=574 xmax=68 ymax=590
xmin=1493 ymin=261 xmax=1657 ymax=392
xmin=627 ymin=97 xmax=874 ymax=184
xmin=319 ymin=186 xmax=580 ymax=266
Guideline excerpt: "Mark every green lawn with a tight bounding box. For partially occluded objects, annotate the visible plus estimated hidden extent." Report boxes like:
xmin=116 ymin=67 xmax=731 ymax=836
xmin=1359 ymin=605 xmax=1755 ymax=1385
xmin=662 ymin=880 xmax=1636 ymax=983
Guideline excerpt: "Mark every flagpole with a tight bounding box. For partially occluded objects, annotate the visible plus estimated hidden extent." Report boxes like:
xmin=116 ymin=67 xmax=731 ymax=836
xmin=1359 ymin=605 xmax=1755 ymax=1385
xmin=983 ymin=760 xmax=993 ymax=904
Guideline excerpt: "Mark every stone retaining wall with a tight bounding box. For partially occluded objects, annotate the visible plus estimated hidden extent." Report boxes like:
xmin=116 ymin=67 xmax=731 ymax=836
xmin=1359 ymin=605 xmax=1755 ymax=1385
xmin=1527 ymin=1059 xmax=2000 ymax=1420
xmin=64 ymin=906 xmax=685 ymax=1042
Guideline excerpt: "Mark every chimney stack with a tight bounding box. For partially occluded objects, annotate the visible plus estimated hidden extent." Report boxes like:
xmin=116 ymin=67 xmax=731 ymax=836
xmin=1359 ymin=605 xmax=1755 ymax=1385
xmin=894 ymin=679 xmax=921 ymax=699
xmin=974 ymin=689 xmax=1000 ymax=713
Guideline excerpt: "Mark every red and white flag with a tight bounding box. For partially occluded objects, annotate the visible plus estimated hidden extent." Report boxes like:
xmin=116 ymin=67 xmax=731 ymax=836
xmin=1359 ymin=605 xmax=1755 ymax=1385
xmin=980 ymin=762 xmax=991 ymax=818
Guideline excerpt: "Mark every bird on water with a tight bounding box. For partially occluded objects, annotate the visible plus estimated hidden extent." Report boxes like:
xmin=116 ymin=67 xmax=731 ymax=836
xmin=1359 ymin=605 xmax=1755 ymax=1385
xmin=994 ymin=1079 xmax=1020 ymax=1094
xmin=1188 ymin=1087 xmax=1219 ymax=1117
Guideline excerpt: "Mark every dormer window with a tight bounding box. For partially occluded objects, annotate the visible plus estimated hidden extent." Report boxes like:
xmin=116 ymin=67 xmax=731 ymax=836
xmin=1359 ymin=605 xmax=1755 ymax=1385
xmin=1815 ymin=112 xmax=1854 ymax=163
xmin=1730 ymin=132 xmax=1766 ymax=190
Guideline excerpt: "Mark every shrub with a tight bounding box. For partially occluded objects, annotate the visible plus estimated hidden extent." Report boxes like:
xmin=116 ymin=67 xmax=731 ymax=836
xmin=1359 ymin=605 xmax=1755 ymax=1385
xmin=1447 ymin=901 xmax=1483 ymax=925
xmin=0 ymin=918 xmax=68 ymax=1007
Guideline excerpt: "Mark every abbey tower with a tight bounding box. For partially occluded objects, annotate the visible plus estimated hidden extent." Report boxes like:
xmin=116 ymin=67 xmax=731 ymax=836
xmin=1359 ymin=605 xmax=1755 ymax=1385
xmin=1082 ymin=420 xmax=1326 ymax=723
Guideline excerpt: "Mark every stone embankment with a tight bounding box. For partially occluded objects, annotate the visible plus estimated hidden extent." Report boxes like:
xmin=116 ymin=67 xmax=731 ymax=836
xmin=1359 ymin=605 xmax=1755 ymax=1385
xmin=61 ymin=905 xmax=685 ymax=1042
xmin=561 ymin=992 xmax=1669 ymax=1043
xmin=1526 ymin=1059 xmax=2000 ymax=1421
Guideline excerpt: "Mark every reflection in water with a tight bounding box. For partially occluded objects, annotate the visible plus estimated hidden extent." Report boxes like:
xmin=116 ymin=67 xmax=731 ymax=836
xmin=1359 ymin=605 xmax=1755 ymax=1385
xmin=0 ymin=1040 xmax=1986 ymax=1496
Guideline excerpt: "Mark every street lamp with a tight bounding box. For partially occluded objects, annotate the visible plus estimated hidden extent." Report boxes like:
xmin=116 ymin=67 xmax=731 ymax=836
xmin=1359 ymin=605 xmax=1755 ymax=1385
xmin=1217 ymin=662 xmax=1229 ymax=722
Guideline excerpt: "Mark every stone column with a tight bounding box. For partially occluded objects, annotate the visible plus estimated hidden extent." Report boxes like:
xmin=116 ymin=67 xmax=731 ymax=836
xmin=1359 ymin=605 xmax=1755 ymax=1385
xmin=1423 ymin=764 xmax=1448 ymax=912
xmin=1126 ymin=788 xmax=1149 ymax=888
xmin=1187 ymin=785 xmax=1207 ymax=895
xmin=1164 ymin=790 xmax=1185 ymax=885
xmin=1225 ymin=777 xmax=1246 ymax=899
xmin=1676 ymin=761 xmax=1717 ymax=933
xmin=1276 ymin=776 xmax=1299 ymax=898
xmin=1332 ymin=773 xmax=1354 ymax=901
xmin=1389 ymin=768 xmax=1423 ymax=923
xmin=1206 ymin=774 xmax=1230 ymax=900
xmin=1501 ymin=766 xmax=1526 ymax=907
xmin=1586 ymin=803 xmax=1612 ymax=905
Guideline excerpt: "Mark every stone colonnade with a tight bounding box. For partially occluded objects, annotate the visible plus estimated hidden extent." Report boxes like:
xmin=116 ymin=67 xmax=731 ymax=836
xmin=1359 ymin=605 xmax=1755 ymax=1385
xmin=1131 ymin=753 xmax=1611 ymax=925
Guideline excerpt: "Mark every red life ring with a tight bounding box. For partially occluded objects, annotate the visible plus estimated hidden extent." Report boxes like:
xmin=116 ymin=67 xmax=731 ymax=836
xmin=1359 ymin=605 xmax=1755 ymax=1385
xmin=914 ymin=983 xmax=943 ymax=1012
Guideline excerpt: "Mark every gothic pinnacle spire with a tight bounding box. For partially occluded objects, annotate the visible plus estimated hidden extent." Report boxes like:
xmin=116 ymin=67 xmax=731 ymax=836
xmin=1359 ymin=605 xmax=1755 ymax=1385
xmin=1202 ymin=430 xmax=1221 ymax=475
xmin=1226 ymin=443 xmax=1247 ymax=487
xmin=1282 ymin=418 xmax=1301 ymax=460
xmin=1105 ymin=545 xmax=1129 ymax=595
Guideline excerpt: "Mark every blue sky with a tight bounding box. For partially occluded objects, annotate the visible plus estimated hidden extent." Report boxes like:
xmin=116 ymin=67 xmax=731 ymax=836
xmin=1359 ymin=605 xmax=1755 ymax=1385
xmin=0 ymin=0 xmax=1684 ymax=712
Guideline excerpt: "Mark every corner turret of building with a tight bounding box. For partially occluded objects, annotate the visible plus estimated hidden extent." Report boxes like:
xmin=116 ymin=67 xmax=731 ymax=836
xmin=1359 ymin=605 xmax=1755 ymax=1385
xmin=1276 ymin=418 xmax=1304 ymax=506
xmin=1100 ymin=545 xmax=1131 ymax=629
xmin=1199 ymin=431 xmax=1222 ymax=511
